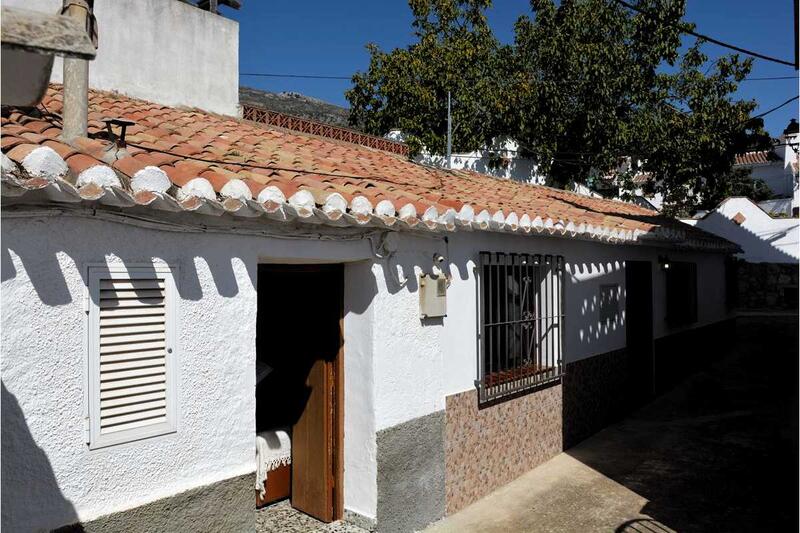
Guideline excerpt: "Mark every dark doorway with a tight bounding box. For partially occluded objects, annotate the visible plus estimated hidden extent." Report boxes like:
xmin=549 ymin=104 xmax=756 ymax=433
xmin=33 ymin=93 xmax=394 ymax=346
xmin=625 ymin=261 xmax=654 ymax=403
xmin=256 ymin=264 xmax=344 ymax=522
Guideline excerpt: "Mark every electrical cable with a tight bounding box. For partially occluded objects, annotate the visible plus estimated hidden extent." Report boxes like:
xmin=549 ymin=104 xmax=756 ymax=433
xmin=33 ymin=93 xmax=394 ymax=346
xmin=611 ymin=0 xmax=796 ymax=67
xmin=240 ymin=72 xmax=351 ymax=80
xmin=748 ymin=95 xmax=799 ymax=120
xmin=240 ymin=72 xmax=796 ymax=83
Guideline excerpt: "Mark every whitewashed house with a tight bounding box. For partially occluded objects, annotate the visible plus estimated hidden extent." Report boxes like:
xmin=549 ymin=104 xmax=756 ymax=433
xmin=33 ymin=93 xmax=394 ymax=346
xmin=683 ymin=197 xmax=799 ymax=264
xmin=2 ymin=1 xmax=740 ymax=532
xmin=733 ymin=119 xmax=799 ymax=215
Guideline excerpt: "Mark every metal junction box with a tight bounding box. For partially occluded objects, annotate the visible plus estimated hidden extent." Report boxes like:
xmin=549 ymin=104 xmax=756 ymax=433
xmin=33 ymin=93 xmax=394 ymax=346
xmin=419 ymin=274 xmax=447 ymax=318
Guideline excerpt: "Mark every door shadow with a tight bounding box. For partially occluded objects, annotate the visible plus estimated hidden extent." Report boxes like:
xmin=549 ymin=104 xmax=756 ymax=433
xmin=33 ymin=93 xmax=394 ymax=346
xmin=2 ymin=383 xmax=84 ymax=532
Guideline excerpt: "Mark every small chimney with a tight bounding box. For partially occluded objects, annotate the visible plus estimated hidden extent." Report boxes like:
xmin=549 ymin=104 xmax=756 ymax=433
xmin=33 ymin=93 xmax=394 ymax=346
xmin=61 ymin=0 xmax=95 ymax=143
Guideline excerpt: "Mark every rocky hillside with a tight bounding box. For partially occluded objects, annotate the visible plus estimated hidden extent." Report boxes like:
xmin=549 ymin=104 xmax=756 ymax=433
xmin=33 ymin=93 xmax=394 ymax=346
xmin=239 ymin=87 xmax=358 ymax=130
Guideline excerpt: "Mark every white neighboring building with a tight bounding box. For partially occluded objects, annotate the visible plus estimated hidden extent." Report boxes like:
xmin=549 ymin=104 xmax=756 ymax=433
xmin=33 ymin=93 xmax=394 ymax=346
xmin=682 ymin=197 xmax=799 ymax=263
xmin=412 ymin=138 xmax=547 ymax=185
xmin=734 ymin=119 xmax=799 ymax=215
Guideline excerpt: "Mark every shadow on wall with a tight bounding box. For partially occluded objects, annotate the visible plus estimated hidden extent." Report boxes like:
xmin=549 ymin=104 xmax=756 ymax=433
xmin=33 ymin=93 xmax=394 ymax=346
xmin=693 ymin=211 xmax=798 ymax=263
xmin=568 ymin=261 xmax=626 ymax=347
xmin=1 ymin=383 xmax=83 ymax=532
xmin=0 ymin=223 xmax=257 ymax=308
xmin=450 ymin=154 xmax=544 ymax=185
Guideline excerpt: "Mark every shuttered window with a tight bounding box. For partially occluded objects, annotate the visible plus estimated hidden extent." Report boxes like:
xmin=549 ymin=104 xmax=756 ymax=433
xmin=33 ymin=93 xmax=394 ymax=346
xmin=87 ymin=265 xmax=178 ymax=448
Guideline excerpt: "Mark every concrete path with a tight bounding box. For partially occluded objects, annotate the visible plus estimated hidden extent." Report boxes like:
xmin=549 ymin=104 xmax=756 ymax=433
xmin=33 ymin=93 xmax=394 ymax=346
xmin=426 ymin=317 xmax=798 ymax=533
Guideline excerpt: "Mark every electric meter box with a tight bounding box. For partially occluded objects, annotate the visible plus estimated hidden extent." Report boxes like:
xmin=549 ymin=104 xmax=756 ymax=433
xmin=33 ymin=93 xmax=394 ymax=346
xmin=419 ymin=274 xmax=447 ymax=318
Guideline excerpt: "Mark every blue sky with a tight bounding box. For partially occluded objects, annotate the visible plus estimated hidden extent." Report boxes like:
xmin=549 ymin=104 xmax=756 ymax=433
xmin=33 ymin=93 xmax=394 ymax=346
xmin=230 ymin=1 xmax=798 ymax=136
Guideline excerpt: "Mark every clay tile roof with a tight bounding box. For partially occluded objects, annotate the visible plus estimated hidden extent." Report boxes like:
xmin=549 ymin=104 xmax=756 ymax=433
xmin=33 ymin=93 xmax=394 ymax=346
xmin=0 ymin=85 xmax=736 ymax=251
xmin=734 ymin=150 xmax=773 ymax=166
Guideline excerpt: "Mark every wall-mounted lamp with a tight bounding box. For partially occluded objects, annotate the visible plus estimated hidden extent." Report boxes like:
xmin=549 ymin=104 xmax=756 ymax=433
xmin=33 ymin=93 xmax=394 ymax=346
xmin=658 ymin=255 xmax=671 ymax=271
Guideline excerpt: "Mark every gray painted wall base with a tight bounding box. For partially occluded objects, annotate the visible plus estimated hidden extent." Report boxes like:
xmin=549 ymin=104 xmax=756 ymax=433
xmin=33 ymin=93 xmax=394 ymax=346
xmin=53 ymin=473 xmax=255 ymax=533
xmin=377 ymin=410 xmax=445 ymax=533
xmin=344 ymin=508 xmax=378 ymax=531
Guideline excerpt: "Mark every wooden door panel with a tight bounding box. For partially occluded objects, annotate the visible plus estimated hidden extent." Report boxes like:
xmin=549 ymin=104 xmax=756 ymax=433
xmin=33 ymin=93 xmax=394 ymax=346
xmin=291 ymin=358 xmax=333 ymax=522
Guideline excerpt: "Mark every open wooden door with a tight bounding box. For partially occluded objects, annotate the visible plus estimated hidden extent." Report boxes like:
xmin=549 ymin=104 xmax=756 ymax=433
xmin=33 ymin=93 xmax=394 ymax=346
xmin=256 ymin=263 xmax=343 ymax=523
xmin=291 ymin=357 xmax=335 ymax=521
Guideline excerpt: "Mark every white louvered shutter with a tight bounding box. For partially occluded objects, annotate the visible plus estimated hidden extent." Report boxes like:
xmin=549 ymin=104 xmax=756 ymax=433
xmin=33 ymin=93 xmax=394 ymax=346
xmin=88 ymin=266 xmax=178 ymax=448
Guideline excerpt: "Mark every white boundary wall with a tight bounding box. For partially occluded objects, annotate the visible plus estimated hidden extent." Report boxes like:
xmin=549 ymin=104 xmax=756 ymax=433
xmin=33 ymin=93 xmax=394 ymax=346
xmin=1 ymin=213 xmax=730 ymax=528
xmin=683 ymin=197 xmax=799 ymax=263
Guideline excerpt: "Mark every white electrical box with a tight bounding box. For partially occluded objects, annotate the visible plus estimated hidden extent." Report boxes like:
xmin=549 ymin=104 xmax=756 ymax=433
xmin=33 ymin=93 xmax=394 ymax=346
xmin=419 ymin=274 xmax=447 ymax=318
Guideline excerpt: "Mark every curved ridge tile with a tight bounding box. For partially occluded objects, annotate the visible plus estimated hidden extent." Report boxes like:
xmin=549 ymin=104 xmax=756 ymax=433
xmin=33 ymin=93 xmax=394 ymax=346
xmin=322 ymin=192 xmax=348 ymax=220
xmin=177 ymin=177 xmax=216 ymax=201
xmin=288 ymin=189 xmax=316 ymax=218
xmin=1 ymin=152 xmax=18 ymax=180
xmin=257 ymin=185 xmax=286 ymax=212
xmin=131 ymin=166 xmax=171 ymax=194
xmin=457 ymin=204 xmax=475 ymax=227
xmin=519 ymin=213 xmax=532 ymax=233
xmin=398 ymin=202 xmax=419 ymax=226
xmin=475 ymin=209 xmax=491 ymax=230
xmin=505 ymin=212 xmax=519 ymax=232
xmin=422 ymin=206 xmax=439 ymax=230
xmin=21 ymin=146 xmax=68 ymax=180
xmin=75 ymin=164 xmax=121 ymax=189
xmin=439 ymin=208 xmax=457 ymax=231
xmin=220 ymin=178 xmax=252 ymax=201
xmin=349 ymin=195 xmax=374 ymax=224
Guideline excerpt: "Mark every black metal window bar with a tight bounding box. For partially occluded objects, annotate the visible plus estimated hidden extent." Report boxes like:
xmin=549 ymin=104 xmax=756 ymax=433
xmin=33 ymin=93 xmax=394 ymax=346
xmin=477 ymin=252 xmax=565 ymax=403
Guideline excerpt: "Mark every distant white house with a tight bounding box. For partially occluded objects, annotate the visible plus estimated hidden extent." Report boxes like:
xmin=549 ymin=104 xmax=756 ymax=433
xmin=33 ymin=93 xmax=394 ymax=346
xmin=411 ymin=137 xmax=547 ymax=185
xmin=682 ymin=197 xmax=799 ymax=264
xmin=733 ymin=119 xmax=799 ymax=215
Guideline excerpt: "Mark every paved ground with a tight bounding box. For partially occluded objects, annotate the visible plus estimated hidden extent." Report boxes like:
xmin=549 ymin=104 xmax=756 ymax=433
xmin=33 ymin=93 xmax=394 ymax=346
xmin=427 ymin=317 xmax=799 ymax=533
xmin=256 ymin=500 xmax=367 ymax=533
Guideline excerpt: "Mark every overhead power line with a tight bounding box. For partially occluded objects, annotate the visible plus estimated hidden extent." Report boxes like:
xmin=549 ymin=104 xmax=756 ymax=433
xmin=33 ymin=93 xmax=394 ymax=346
xmin=241 ymin=72 xmax=351 ymax=80
xmin=240 ymin=71 xmax=796 ymax=83
xmin=611 ymin=0 xmax=797 ymax=68
xmin=742 ymin=76 xmax=797 ymax=81
xmin=749 ymin=95 xmax=799 ymax=120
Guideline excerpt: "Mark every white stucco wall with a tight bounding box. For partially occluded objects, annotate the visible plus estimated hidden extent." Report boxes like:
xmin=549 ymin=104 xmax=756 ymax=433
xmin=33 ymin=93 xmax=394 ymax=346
xmin=5 ymin=0 xmax=239 ymax=116
xmin=683 ymin=197 xmax=800 ymax=263
xmin=1 ymin=210 xmax=731 ymax=527
xmin=743 ymin=162 xmax=794 ymax=198
xmin=0 ymin=213 xmax=376 ymax=530
xmin=343 ymin=262 xmax=378 ymax=520
xmin=414 ymin=139 xmax=547 ymax=185
xmin=366 ymin=231 xmax=731 ymax=431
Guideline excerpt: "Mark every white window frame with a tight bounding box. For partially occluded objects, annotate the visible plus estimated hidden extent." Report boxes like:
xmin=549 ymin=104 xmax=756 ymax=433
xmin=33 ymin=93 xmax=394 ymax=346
xmin=86 ymin=264 xmax=179 ymax=449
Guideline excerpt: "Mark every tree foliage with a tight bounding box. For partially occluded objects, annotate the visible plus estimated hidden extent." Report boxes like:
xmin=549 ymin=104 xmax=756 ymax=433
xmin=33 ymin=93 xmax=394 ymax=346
xmin=346 ymin=0 xmax=773 ymax=214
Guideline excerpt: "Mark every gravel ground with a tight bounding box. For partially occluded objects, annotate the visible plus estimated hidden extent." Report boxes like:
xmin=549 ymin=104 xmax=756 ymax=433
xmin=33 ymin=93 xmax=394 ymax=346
xmin=256 ymin=500 xmax=368 ymax=533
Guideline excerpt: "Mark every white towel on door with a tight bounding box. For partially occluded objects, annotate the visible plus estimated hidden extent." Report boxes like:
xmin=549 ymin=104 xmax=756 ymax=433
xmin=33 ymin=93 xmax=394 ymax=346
xmin=255 ymin=429 xmax=291 ymax=496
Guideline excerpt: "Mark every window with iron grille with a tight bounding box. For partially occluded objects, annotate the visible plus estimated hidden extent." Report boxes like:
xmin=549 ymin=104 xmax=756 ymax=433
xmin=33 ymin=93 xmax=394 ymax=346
xmin=477 ymin=252 xmax=564 ymax=403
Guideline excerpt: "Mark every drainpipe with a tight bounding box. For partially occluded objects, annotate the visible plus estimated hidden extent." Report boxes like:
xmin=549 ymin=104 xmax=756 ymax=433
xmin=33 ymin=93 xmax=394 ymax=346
xmin=61 ymin=0 xmax=94 ymax=142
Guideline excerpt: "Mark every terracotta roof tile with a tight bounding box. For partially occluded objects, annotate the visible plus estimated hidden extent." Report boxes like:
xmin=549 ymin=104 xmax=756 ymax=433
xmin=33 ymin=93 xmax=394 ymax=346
xmin=0 ymin=85 xmax=734 ymax=250
xmin=65 ymin=153 xmax=104 ymax=175
xmin=734 ymin=150 xmax=773 ymax=165
xmin=112 ymin=156 xmax=149 ymax=178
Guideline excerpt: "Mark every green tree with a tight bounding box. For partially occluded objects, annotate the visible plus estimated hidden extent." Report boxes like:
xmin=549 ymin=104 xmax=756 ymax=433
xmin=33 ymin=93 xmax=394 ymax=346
xmin=347 ymin=0 xmax=773 ymax=214
xmin=347 ymin=0 xmax=512 ymax=155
